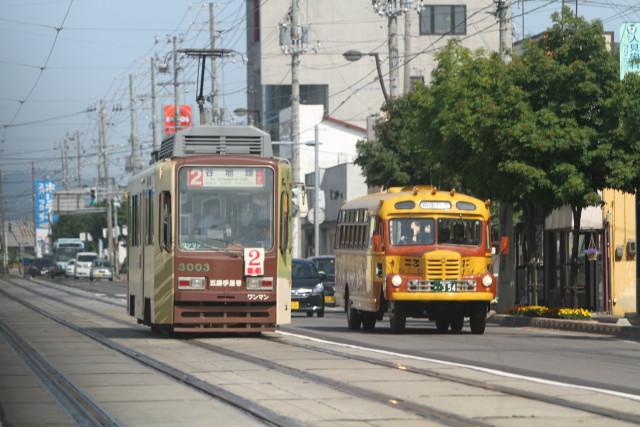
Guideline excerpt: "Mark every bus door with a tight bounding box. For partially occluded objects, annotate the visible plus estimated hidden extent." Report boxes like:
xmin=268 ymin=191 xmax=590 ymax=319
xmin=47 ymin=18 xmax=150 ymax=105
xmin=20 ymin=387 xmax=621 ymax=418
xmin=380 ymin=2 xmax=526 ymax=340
xmin=371 ymin=216 xmax=386 ymax=308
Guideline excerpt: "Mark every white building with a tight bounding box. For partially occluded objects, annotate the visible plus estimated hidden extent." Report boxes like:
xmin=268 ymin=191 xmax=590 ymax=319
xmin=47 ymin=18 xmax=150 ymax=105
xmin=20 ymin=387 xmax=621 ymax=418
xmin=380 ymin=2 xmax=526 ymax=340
xmin=246 ymin=0 xmax=505 ymax=140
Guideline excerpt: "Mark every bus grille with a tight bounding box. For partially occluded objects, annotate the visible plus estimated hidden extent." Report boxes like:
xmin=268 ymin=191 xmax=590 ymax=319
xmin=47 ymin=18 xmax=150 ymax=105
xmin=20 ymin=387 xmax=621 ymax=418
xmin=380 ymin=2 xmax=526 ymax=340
xmin=425 ymin=258 xmax=461 ymax=280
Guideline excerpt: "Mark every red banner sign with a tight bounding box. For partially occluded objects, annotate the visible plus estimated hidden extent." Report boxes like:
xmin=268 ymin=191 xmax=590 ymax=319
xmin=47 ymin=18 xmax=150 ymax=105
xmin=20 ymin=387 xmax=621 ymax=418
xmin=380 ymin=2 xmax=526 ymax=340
xmin=163 ymin=105 xmax=192 ymax=134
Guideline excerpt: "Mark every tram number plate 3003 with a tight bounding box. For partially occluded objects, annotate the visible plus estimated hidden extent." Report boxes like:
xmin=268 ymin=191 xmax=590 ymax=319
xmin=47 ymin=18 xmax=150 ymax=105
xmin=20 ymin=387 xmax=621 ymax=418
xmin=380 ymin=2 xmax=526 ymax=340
xmin=431 ymin=281 xmax=457 ymax=292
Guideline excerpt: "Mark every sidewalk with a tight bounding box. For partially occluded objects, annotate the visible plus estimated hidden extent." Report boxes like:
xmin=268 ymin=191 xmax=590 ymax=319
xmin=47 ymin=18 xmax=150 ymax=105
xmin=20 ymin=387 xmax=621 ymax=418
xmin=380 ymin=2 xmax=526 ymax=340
xmin=488 ymin=312 xmax=640 ymax=340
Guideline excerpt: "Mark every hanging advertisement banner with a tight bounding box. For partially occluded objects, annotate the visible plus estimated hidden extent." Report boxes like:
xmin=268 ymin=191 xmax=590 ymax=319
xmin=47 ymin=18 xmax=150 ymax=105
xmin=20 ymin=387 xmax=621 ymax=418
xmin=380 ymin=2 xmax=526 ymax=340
xmin=163 ymin=105 xmax=192 ymax=134
xmin=35 ymin=179 xmax=57 ymax=229
xmin=620 ymin=23 xmax=640 ymax=80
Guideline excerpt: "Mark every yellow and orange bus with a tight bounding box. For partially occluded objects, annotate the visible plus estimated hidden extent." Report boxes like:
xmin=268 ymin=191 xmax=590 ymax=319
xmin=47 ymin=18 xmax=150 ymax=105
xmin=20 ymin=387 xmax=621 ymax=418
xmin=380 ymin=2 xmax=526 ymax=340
xmin=334 ymin=186 xmax=497 ymax=334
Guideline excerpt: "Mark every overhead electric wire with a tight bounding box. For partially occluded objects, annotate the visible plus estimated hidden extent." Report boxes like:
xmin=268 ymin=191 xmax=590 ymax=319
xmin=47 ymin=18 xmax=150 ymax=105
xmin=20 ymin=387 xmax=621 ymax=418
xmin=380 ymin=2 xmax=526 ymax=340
xmin=1 ymin=0 xmax=75 ymax=146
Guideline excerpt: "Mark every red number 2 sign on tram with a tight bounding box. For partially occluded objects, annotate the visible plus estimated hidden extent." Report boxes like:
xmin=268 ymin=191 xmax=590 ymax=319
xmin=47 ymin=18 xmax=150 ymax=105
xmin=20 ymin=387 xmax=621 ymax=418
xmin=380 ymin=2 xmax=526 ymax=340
xmin=244 ymin=248 xmax=265 ymax=276
xmin=187 ymin=169 xmax=203 ymax=187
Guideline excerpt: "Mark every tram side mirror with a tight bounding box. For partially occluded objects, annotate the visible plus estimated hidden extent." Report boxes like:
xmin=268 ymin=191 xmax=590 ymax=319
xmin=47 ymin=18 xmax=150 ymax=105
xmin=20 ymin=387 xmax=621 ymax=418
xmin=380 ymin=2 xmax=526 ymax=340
xmin=372 ymin=234 xmax=383 ymax=252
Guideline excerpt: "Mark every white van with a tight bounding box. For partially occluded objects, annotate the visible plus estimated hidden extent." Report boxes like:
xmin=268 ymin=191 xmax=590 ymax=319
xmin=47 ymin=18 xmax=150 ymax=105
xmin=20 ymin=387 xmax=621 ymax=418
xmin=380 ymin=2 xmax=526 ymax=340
xmin=74 ymin=252 xmax=98 ymax=279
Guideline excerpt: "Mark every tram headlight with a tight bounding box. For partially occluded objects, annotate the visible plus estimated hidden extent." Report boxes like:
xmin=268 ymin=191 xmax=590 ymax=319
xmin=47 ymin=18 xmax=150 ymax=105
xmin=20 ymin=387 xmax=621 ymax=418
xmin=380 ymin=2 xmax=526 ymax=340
xmin=391 ymin=274 xmax=403 ymax=287
xmin=481 ymin=274 xmax=493 ymax=287
xmin=312 ymin=283 xmax=324 ymax=295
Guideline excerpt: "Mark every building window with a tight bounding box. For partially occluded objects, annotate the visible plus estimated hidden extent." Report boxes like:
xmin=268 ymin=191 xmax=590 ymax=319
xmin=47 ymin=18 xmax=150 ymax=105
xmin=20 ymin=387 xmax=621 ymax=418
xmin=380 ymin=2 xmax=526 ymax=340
xmin=419 ymin=5 xmax=466 ymax=35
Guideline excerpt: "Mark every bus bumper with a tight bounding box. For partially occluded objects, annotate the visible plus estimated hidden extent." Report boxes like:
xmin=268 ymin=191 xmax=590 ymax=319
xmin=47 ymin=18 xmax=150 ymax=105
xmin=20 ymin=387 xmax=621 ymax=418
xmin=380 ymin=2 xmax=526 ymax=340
xmin=389 ymin=292 xmax=494 ymax=302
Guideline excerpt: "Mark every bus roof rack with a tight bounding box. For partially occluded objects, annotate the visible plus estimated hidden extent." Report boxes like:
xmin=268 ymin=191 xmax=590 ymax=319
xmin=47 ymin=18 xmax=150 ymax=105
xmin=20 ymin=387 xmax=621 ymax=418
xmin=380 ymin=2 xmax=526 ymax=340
xmin=157 ymin=124 xmax=272 ymax=160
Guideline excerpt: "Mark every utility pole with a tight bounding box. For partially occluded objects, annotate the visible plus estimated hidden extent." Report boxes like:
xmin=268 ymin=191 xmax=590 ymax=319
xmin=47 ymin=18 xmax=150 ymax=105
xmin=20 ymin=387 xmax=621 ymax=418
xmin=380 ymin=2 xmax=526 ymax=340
xmin=64 ymin=137 xmax=69 ymax=189
xmin=31 ymin=161 xmax=36 ymax=254
xmin=403 ymin=8 xmax=412 ymax=94
xmin=150 ymin=57 xmax=158 ymax=153
xmin=98 ymin=100 xmax=107 ymax=190
xmin=173 ymin=36 xmax=180 ymax=134
xmin=496 ymin=0 xmax=517 ymax=311
xmin=107 ymin=183 xmax=114 ymax=264
xmin=388 ymin=11 xmax=399 ymax=98
xmin=75 ymin=131 xmax=81 ymax=187
xmin=126 ymin=74 xmax=142 ymax=174
xmin=314 ymin=125 xmax=320 ymax=257
xmin=497 ymin=0 xmax=512 ymax=63
xmin=291 ymin=0 xmax=301 ymax=258
xmin=372 ymin=1 xmax=413 ymax=99
xmin=0 ymin=170 xmax=7 ymax=272
xmin=209 ymin=2 xmax=219 ymax=124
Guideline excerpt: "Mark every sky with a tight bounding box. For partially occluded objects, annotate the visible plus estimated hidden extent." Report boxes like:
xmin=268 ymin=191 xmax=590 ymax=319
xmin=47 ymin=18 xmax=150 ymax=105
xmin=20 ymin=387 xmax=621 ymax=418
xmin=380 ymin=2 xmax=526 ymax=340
xmin=0 ymin=0 xmax=638 ymax=219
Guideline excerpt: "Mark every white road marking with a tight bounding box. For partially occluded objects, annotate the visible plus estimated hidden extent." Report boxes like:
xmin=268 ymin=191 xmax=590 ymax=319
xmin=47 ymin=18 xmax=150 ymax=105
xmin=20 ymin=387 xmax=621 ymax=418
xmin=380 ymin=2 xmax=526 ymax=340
xmin=277 ymin=330 xmax=640 ymax=401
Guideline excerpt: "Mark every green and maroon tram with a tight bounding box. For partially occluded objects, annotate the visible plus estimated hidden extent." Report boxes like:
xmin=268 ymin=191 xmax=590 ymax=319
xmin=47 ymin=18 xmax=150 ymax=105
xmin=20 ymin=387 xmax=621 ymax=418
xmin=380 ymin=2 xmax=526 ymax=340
xmin=127 ymin=125 xmax=292 ymax=333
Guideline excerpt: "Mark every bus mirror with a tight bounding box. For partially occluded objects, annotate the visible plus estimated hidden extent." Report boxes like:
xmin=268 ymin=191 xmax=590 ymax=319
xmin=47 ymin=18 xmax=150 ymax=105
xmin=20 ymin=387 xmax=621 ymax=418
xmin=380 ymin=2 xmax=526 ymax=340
xmin=372 ymin=234 xmax=382 ymax=252
xmin=318 ymin=271 xmax=327 ymax=281
xmin=499 ymin=236 xmax=509 ymax=255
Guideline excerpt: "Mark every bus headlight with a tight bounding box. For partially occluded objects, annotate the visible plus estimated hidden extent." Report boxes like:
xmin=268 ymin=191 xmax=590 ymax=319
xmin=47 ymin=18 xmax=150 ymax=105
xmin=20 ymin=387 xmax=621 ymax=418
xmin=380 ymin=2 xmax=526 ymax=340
xmin=391 ymin=275 xmax=403 ymax=287
xmin=481 ymin=274 xmax=493 ymax=287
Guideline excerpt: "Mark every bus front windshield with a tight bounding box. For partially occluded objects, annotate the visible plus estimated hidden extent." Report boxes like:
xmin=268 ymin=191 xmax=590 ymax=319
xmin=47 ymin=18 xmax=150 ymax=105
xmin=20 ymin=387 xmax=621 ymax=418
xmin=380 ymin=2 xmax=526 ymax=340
xmin=390 ymin=217 xmax=482 ymax=246
xmin=178 ymin=166 xmax=274 ymax=251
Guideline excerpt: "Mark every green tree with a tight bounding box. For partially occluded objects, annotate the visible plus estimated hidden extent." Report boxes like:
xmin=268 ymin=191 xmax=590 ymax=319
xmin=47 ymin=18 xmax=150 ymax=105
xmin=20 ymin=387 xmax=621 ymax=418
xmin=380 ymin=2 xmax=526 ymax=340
xmin=515 ymin=8 xmax=620 ymax=306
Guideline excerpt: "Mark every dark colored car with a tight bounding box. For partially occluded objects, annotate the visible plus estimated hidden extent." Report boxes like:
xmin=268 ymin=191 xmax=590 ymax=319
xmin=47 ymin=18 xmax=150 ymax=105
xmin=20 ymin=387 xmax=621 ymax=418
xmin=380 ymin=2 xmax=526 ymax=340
xmin=27 ymin=258 xmax=55 ymax=278
xmin=308 ymin=255 xmax=335 ymax=307
xmin=292 ymin=258 xmax=325 ymax=317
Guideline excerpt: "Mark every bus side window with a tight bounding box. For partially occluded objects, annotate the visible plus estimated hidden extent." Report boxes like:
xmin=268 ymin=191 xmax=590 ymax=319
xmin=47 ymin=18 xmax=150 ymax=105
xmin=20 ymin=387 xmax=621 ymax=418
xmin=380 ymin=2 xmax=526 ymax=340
xmin=160 ymin=191 xmax=172 ymax=252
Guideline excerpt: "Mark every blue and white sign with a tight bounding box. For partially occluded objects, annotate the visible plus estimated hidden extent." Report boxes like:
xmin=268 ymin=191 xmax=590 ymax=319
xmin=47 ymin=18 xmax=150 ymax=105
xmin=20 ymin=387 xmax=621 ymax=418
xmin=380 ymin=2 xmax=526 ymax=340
xmin=620 ymin=23 xmax=640 ymax=80
xmin=35 ymin=179 xmax=57 ymax=228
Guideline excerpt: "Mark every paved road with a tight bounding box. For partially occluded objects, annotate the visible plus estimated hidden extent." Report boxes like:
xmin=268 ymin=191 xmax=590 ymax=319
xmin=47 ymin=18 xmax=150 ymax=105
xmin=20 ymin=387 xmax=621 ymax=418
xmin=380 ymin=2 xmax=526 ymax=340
xmin=285 ymin=309 xmax=640 ymax=396
xmin=3 ymin=275 xmax=639 ymax=426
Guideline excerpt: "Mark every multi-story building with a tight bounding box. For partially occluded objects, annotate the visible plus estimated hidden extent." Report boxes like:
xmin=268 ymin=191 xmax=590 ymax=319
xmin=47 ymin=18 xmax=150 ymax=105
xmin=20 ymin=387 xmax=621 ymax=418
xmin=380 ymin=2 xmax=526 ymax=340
xmin=246 ymin=0 xmax=505 ymax=140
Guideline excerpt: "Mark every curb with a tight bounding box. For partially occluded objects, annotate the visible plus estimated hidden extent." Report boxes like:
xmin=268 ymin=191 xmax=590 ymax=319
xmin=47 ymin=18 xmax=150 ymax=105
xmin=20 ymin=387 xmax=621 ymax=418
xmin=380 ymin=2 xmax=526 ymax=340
xmin=488 ymin=314 xmax=640 ymax=340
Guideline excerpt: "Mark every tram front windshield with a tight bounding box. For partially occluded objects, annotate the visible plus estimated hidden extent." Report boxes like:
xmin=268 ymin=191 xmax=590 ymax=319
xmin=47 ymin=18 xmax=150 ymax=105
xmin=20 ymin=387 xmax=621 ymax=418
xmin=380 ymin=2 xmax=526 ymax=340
xmin=178 ymin=166 xmax=274 ymax=251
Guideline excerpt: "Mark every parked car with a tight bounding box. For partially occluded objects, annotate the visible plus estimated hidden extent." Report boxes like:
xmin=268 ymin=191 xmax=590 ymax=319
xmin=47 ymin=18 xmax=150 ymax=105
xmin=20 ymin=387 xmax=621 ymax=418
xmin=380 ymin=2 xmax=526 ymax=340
xmin=26 ymin=258 xmax=55 ymax=278
xmin=89 ymin=259 xmax=113 ymax=281
xmin=65 ymin=260 xmax=76 ymax=278
xmin=291 ymin=258 xmax=325 ymax=317
xmin=74 ymin=252 xmax=98 ymax=279
xmin=308 ymin=255 xmax=335 ymax=307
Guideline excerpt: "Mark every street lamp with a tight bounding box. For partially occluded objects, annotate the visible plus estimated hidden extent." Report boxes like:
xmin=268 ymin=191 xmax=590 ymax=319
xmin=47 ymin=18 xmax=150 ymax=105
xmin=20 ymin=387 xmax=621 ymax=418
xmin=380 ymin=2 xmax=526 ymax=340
xmin=343 ymin=50 xmax=390 ymax=103
xmin=233 ymin=108 xmax=261 ymax=127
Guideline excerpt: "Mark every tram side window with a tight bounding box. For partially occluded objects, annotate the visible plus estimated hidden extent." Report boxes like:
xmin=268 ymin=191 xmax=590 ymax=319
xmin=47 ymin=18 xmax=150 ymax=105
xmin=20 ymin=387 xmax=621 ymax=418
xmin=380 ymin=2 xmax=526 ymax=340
xmin=160 ymin=191 xmax=172 ymax=251
xmin=130 ymin=194 xmax=139 ymax=247
xmin=147 ymin=190 xmax=154 ymax=245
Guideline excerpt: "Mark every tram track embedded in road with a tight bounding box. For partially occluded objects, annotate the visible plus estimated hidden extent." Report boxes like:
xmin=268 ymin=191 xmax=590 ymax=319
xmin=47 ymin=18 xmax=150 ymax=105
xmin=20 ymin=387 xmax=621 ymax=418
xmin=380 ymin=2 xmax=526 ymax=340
xmin=0 ymin=317 xmax=121 ymax=427
xmin=5 ymin=276 xmax=640 ymax=425
xmin=0 ymin=277 xmax=302 ymax=427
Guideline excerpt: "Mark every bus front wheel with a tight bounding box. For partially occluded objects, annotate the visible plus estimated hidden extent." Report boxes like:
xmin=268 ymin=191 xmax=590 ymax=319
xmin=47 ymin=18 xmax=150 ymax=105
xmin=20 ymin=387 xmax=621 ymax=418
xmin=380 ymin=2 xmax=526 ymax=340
xmin=389 ymin=301 xmax=406 ymax=334
xmin=470 ymin=304 xmax=487 ymax=334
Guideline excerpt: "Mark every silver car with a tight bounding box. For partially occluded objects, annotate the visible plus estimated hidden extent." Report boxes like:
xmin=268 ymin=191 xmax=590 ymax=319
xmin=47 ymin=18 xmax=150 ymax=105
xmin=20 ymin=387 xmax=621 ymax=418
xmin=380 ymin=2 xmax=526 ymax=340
xmin=89 ymin=259 xmax=113 ymax=281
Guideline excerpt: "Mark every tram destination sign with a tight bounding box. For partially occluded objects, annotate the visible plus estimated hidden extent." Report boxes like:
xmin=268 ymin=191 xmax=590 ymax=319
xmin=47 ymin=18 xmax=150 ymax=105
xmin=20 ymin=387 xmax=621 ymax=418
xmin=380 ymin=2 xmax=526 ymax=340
xmin=187 ymin=167 xmax=266 ymax=188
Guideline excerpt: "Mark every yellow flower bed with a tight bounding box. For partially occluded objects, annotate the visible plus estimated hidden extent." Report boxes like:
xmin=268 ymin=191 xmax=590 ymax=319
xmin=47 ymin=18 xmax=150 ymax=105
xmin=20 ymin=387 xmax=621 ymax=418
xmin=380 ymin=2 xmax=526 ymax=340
xmin=511 ymin=305 xmax=591 ymax=320
xmin=557 ymin=308 xmax=591 ymax=320
xmin=512 ymin=305 xmax=549 ymax=316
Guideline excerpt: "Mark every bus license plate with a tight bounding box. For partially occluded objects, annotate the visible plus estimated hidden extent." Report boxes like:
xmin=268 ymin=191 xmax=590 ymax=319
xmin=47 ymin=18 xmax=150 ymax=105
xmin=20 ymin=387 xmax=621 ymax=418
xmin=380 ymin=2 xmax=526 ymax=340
xmin=291 ymin=301 xmax=300 ymax=310
xmin=431 ymin=281 xmax=457 ymax=292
